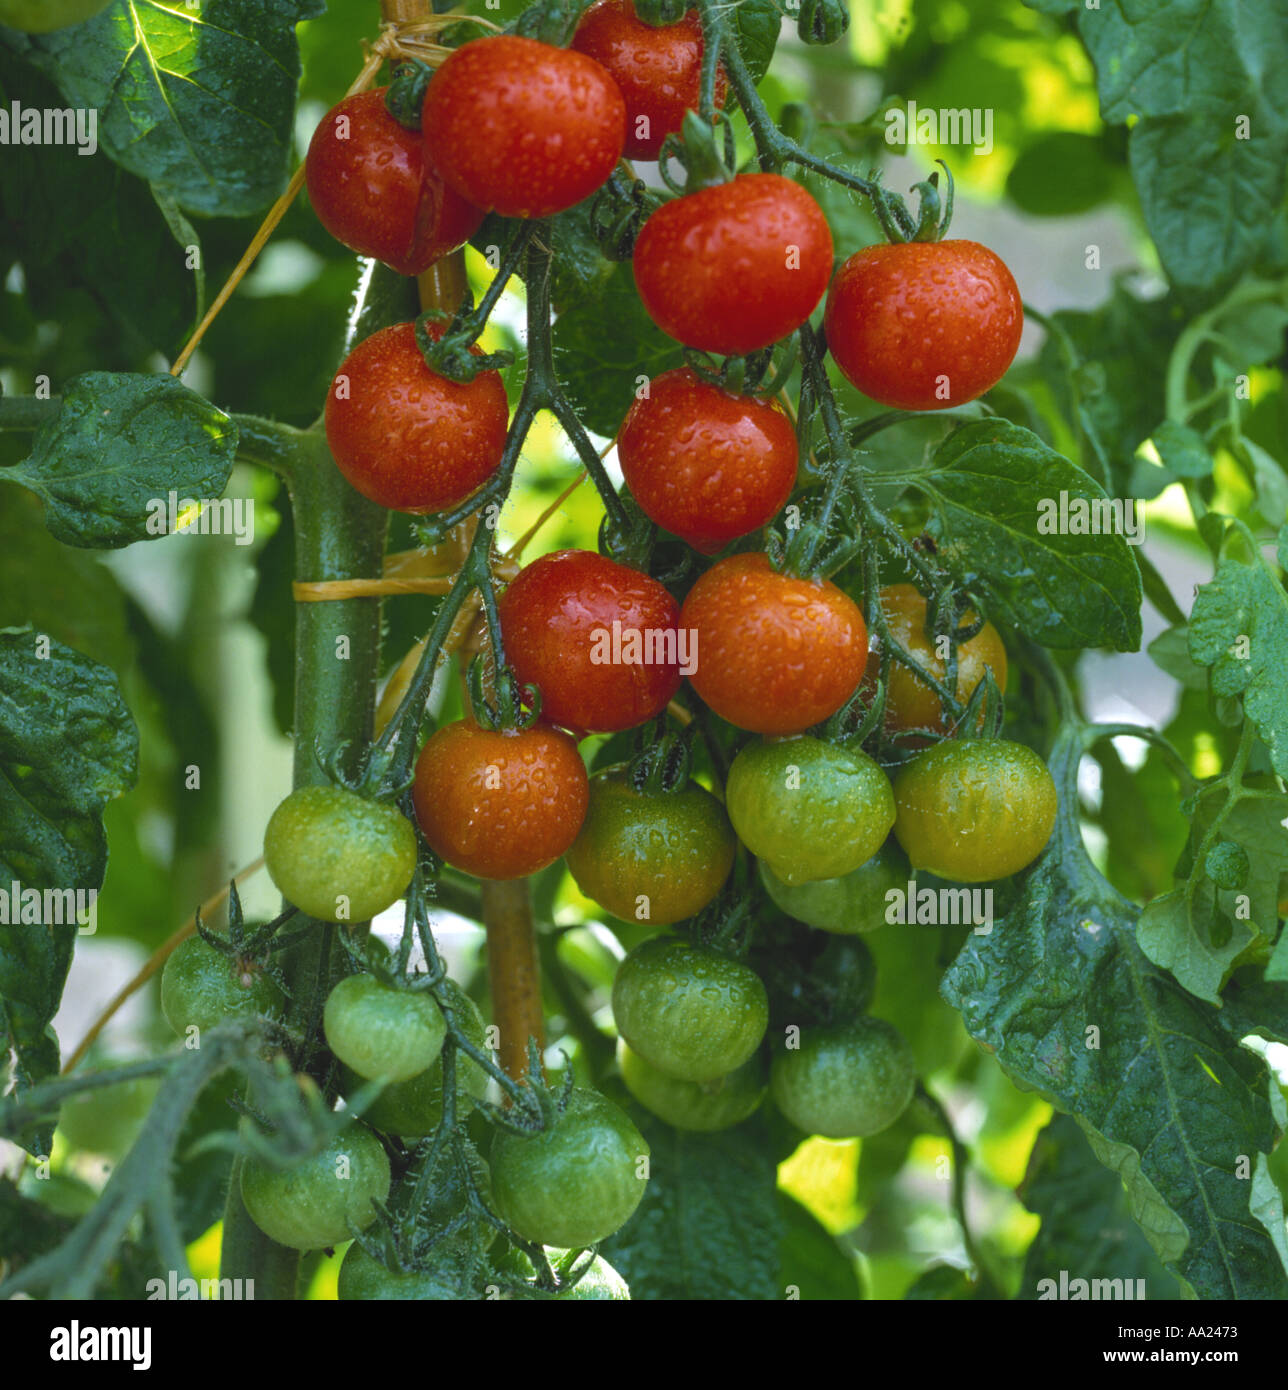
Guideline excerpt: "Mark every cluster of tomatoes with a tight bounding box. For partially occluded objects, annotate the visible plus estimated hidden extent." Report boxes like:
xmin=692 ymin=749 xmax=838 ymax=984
xmin=192 ymin=6 xmax=1050 ymax=1286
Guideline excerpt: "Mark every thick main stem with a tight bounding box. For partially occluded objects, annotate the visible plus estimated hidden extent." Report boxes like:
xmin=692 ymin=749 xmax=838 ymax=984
xmin=482 ymin=879 xmax=545 ymax=1084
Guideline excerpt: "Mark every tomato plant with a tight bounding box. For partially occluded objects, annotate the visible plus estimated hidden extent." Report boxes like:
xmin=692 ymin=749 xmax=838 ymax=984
xmin=4 ymin=0 xmax=1287 ymax=1321
xmin=616 ymin=366 xmax=798 ymax=554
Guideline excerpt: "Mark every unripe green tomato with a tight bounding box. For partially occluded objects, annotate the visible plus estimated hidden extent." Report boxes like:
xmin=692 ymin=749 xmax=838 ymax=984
xmin=489 ymin=1088 xmax=649 ymax=1249
xmin=0 ymin=0 xmax=112 ymax=33
xmin=564 ymin=765 xmax=736 ymax=926
xmin=337 ymin=1235 xmax=475 ymax=1300
xmin=758 ymin=839 xmax=910 ymax=934
xmin=892 ymin=738 xmax=1057 ymax=882
xmin=323 ymin=974 xmax=446 ymax=1083
xmin=263 ymin=785 xmax=417 ymax=923
xmin=160 ymin=935 xmax=284 ymax=1037
xmin=342 ymin=981 xmax=490 ymax=1138
xmin=726 ymin=735 xmax=895 ymax=886
xmin=612 ymin=935 xmax=769 ymax=1082
xmin=618 ymin=1039 xmax=766 ymax=1131
xmin=771 ymin=1016 xmax=915 ymax=1138
xmin=240 ymin=1125 xmax=390 ymax=1251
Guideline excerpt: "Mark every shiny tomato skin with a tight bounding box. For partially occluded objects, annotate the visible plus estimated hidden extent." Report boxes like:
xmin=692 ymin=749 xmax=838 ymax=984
xmin=633 ymin=173 xmax=834 ymax=355
xmin=617 ymin=368 xmax=798 ymax=554
xmin=617 ymin=1039 xmax=766 ymax=1132
xmin=421 ymin=35 xmax=626 ymax=219
xmin=771 ymin=1016 xmax=915 ymax=1139
xmin=412 ymin=719 xmax=589 ymax=880
xmin=498 ymin=549 xmax=682 ymax=735
xmin=892 ymin=737 xmax=1057 ymax=882
xmin=824 ymin=240 xmax=1023 ymax=410
xmin=565 ymin=765 xmax=735 ymax=925
xmin=305 ymin=90 xmax=483 ymax=276
xmin=571 ymin=0 xmax=726 ymax=160
xmin=680 ymin=552 xmax=867 ymax=735
xmin=324 ymin=322 xmax=508 ymax=514
xmin=867 ymin=584 xmax=1008 ymax=740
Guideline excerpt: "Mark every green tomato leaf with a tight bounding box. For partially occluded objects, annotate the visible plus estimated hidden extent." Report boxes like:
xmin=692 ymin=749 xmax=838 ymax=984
xmin=775 ymin=1191 xmax=862 ymax=1300
xmin=0 ymin=628 xmax=138 ymax=891
xmin=1137 ymin=886 xmax=1255 ymax=1007
xmin=0 ymin=46 xmax=198 ymax=355
xmin=1188 ymin=554 xmax=1288 ymax=778
xmin=942 ymin=727 xmax=1288 ymax=1300
xmin=5 ymin=0 xmax=324 ymax=217
xmin=897 ymin=419 xmax=1143 ymax=651
xmin=1066 ymin=1 xmax=1288 ymax=293
xmin=552 ymin=265 xmax=685 ymax=437
xmin=600 ymin=1113 xmax=781 ymax=1299
xmin=726 ymin=0 xmax=780 ymax=85
xmin=2 ymin=373 xmax=237 ymax=549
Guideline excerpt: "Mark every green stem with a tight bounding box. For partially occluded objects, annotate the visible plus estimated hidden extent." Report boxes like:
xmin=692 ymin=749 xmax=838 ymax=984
xmin=231 ymin=414 xmax=305 ymax=477
xmin=218 ymin=265 xmax=418 ymax=1296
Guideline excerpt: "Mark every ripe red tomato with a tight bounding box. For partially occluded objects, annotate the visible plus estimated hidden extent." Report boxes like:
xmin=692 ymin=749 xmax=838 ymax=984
xmin=866 ymin=584 xmax=1008 ymax=739
xmin=633 ymin=173 xmax=833 ymax=355
xmin=679 ymin=553 xmax=867 ymax=734
xmin=617 ymin=368 xmax=798 ymax=554
xmin=324 ymin=321 xmax=508 ymax=514
xmin=497 ymin=550 xmax=682 ymax=735
xmin=421 ymin=35 xmax=626 ymax=219
xmin=824 ymin=240 xmax=1023 ymax=410
xmin=304 ymin=89 xmax=482 ymax=277
xmin=412 ymin=719 xmax=589 ymax=880
xmin=571 ymin=0 xmax=726 ymax=160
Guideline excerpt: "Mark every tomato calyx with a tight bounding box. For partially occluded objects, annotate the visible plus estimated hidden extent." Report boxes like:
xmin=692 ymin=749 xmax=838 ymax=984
xmin=508 ymin=0 xmax=582 ymax=47
xmin=191 ymin=880 xmax=296 ymax=1001
xmin=590 ymin=171 xmax=663 ymax=262
xmin=465 ymin=650 xmax=545 ymax=734
xmin=657 ymin=109 xmax=736 ymax=196
xmin=384 ymin=60 xmax=433 ymax=132
xmin=634 ymin=0 xmax=689 ymax=25
xmin=626 ymin=715 xmax=695 ymax=795
xmin=873 ymin=162 xmax=957 ymax=245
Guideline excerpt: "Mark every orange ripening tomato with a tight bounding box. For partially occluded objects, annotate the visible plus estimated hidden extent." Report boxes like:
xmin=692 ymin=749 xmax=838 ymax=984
xmin=679 ymin=552 xmax=867 ymax=734
xmin=412 ymin=720 xmax=589 ymax=880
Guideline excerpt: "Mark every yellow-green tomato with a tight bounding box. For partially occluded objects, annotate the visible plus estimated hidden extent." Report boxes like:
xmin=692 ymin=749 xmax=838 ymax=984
xmin=618 ymin=1039 xmax=766 ymax=1131
xmin=263 ymin=785 xmax=417 ymax=923
xmin=160 ymin=934 xmax=284 ymax=1036
xmin=564 ymin=765 xmax=736 ymax=925
xmin=771 ymin=1016 xmax=915 ymax=1138
xmin=758 ymin=839 xmax=910 ymax=934
xmin=892 ymin=737 xmax=1057 ymax=882
xmin=240 ymin=1125 xmax=391 ymax=1251
xmin=489 ymin=1088 xmax=649 ymax=1249
xmin=323 ymin=973 xmax=446 ymax=1083
xmin=342 ymin=980 xmax=490 ymax=1138
xmin=726 ymin=735 xmax=895 ymax=885
xmin=612 ymin=935 xmax=769 ymax=1082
